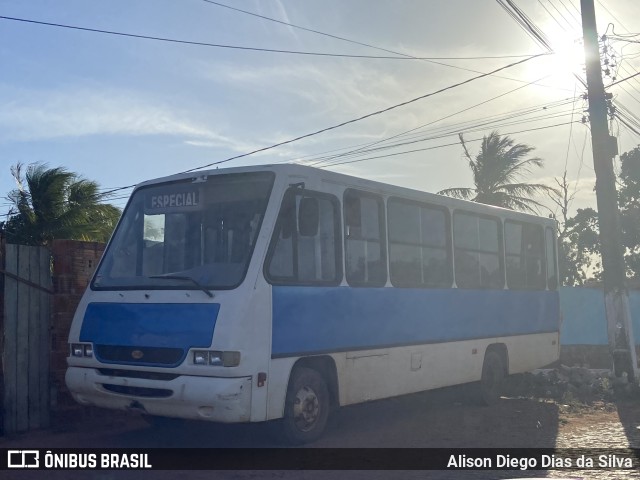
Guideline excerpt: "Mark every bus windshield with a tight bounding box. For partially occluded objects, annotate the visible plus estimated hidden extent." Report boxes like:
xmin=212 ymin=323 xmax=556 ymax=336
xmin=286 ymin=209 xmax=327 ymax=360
xmin=93 ymin=172 xmax=274 ymax=291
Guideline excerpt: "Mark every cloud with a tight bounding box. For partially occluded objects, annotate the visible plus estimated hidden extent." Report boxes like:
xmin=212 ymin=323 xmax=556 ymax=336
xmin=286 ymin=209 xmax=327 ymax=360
xmin=256 ymin=0 xmax=299 ymax=42
xmin=0 ymin=85 xmax=255 ymax=152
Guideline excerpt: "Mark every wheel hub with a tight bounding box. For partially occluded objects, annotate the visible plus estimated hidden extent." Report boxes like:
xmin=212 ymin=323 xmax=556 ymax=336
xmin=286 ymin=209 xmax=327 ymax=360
xmin=293 ymin=386 xmax=319 ymax=431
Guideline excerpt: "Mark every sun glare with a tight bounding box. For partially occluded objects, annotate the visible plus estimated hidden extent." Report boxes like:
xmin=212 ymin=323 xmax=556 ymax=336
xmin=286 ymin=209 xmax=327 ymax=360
xmin=544 ymin=28 xmax=586 ymax=91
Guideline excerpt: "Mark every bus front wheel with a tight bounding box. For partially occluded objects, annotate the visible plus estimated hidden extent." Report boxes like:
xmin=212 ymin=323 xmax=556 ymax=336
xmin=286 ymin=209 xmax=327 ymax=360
xmin=479 ymin=351 xmax=504 ymax=405
xmin=282 ymin=366 xmax=330 ymax=444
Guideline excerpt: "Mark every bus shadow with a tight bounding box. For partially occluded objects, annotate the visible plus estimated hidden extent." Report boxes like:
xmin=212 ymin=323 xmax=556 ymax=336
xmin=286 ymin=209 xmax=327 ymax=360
xmin=317 ymin=384 xmax=560 ymax=448
xmin=105 ymin=383 xmax=561 ymax=449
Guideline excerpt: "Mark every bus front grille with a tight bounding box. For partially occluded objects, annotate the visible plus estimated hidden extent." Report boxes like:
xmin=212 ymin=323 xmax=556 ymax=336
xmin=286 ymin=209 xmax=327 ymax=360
xmin=102 ymin=384 xmax=173 ymax=398
xmin=97 ymin=369 xmax=179 ymax=381
xmin=95 ymin=345 xmax=184 ymax=366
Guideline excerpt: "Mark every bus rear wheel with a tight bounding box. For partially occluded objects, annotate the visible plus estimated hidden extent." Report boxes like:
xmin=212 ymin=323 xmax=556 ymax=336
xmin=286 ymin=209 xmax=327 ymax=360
xmin=479 ymin=351 xmax=504 ymax=405
xmin=281 ymin=366 xmax=330 ymax=445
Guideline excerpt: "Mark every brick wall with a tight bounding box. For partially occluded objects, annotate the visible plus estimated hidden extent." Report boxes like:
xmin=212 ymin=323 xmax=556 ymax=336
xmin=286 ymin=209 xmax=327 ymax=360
xmin=49 ymin=239 xmax=106 ymax=424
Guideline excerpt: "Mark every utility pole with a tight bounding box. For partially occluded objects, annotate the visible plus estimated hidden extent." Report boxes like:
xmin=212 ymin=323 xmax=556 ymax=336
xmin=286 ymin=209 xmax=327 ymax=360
xmin=580 ymin=0 xmax=637 ymax=380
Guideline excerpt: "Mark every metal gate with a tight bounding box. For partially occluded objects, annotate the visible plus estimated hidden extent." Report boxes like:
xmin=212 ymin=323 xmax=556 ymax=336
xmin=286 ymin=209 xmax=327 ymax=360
xmin=2 ymin=243 xmax=52 ymax=434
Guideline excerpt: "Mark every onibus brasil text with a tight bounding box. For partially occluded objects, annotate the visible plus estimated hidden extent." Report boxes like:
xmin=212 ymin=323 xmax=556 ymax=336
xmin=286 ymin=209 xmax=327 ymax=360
xmin=43 ymin=452 xmax=151 ymax=469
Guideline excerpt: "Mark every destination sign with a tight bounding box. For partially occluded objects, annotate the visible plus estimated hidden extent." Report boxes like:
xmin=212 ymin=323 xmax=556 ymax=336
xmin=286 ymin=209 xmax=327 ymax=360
xmin=144 ymin=185 xmax=202 ymax=213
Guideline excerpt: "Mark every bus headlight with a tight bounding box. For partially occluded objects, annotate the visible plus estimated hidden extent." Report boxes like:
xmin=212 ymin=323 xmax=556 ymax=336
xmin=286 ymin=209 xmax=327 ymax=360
xmin=194 ymin=351 xmax=208 ymax=365
xmin=70 ymin=343 xmax=93 ymax=358
xmin=192 ymin=350 xmax=240 ymax=367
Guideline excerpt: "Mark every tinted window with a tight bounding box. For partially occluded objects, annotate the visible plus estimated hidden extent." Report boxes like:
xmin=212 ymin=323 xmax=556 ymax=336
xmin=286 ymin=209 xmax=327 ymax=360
xmin=453 ymin=212 xmax=503 ymax=289
xmin=388 ymin=198 xmax=452 ymax=288
xmin=344 ymin=190 xmax=386 ymax=286
xmin=94 ymin=172 xmax=274 ymax=290
xmin=266 ymin=189 xmax=341 ymax=285
xmin=505 ymin=221 xmax=545 ymax=290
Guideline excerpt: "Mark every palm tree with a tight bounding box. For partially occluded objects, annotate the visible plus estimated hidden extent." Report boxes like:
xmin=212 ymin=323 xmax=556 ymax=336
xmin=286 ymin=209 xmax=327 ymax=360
xmin=3 ymin=163 xmax=121 ymax=245
xmin=438 ymin=131 xmax=555 ymax=213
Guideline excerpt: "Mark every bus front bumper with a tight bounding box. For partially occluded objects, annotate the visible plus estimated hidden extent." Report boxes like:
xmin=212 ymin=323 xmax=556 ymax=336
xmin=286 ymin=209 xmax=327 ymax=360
xmin=65 ymin=367 xmax=252 ymax=423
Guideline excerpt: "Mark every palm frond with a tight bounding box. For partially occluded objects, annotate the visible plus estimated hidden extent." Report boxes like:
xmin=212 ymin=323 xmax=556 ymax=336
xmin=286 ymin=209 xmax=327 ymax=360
xmin=437 ymin=187 xmax=475 ymax=200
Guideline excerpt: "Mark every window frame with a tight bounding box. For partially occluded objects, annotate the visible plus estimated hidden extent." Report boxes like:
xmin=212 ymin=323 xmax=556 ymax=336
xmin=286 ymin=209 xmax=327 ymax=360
xmin=343 ymin=189 xmax=388 ymax=288
xmin=387 ymin=196 xmax=453 ymax=288
xmin=92 ymin=171 xmax=275 ymax=292
xmin=452 ymin=210 xmax=505 ymax=290
xmin=504 ymin=219 xmax=547 ymax=291
xmin=264 ymin=187 xmax=343 ymax=287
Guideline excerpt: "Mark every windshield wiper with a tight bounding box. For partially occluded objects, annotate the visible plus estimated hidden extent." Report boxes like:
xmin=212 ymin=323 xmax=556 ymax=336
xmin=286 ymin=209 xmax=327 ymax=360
xmin=149 ymin=275 xmax=214 ymax=298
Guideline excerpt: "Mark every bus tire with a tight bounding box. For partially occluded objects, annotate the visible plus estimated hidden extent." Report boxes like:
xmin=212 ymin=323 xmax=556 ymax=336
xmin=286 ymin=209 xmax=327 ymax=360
xmin=479 ymin=351 xmax=504 ymax=405
xmin=281 ymin=366 xmax=330 ymax=444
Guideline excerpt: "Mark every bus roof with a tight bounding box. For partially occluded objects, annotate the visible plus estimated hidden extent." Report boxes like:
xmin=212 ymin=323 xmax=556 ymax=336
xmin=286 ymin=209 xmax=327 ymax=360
xmin=134 ymin=163 xmax=557 ymax=227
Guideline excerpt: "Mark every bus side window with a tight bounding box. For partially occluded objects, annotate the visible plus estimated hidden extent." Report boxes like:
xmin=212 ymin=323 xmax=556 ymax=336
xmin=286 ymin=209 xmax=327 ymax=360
xmin=388 ymin=198 xmax=452 ymax=288
xmin=453 ymin=212 xmax=503 ymax=289
xmin=266 ymin=189 xmax=341 ymax=285
xmin=505 ymin=221 xmax=545 ymax=290
xmin=344 ymin=190 xmax=387 ymax=287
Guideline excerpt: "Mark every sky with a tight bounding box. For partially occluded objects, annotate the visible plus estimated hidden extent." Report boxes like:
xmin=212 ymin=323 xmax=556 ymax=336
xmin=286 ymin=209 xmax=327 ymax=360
xmin=1 ymin=0 xmax=639 ymax=217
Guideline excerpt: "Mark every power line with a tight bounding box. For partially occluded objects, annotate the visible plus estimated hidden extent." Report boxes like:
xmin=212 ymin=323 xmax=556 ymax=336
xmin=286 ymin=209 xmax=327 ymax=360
xmin=496 ymin=0 xmax=554 ymax=52
xmin=320 ymin=121 xmax=581 ymax=168
xmin=305 ymin=75 xmax=555 ymax=165
xmin=539 ymin=0 xmax=574 ymax=32
xmin=304 ymin=96 xmax=577 ymax=166
xmin=608 ymin=71 xmax=640 ymax=87
xmin=174 ymin=53 xmax=548 ymax=175
xmin=285 ymin=96 xmax=573 ymax=164
xmin=595 ymin=0 xmax=628 ymax=34
xmin=1 ymin=14 xmax=522 ymax=61
xmin=202 ymin=0 xmax=540 ymax=61
xmin=497 ymin=0 xmax=587 ymax=88
xmin=538 ymin=0 xmax=570 ymax=32
xmin=303 ymin=98 xmax=578 ymax=167
xmin=200 ymin=0 xmax=568 ymax=90
xmin=563 ymin=83 xmax=579 ymax=172
xmin=615 ymin=112 xmax=640 ymax=136
xmin=555 ymin=0 xmax=582 ymax=25
xmin=311 ymin=111 xmax=578 ymax=169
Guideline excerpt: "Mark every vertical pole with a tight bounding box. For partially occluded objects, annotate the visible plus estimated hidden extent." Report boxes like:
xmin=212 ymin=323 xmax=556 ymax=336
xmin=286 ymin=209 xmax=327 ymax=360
xmin=580 ymin=0 xmax=637 ymax=379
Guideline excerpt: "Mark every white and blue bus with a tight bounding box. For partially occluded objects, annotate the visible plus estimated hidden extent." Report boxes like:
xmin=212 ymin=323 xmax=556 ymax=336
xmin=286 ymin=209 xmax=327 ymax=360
xmin=66 ymin=163 xmax=560 ymax=443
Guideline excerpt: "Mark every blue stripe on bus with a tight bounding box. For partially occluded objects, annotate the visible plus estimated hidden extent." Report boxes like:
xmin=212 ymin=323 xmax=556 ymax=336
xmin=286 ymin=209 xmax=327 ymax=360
xmin=271 ymin=287 xmax=559 ymax=357
xmin=80 ymin=302 xmax=219 ymax=349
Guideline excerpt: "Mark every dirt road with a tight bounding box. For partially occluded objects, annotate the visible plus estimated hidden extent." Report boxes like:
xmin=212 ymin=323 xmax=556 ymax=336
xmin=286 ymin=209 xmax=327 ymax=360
xmin=2 ymin=383 xmax=640 ymax=479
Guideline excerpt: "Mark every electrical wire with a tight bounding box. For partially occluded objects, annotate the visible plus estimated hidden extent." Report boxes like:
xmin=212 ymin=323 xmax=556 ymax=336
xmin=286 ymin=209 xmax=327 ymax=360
xmin=496 ymin=0 xmax=587 ymax=88
xmin=312 ymin=111 xmax=578 ymax=169
xmin=200 ymin=0 xmax=569 ymax=90
xmin=201 ymin=0 xmax=541 ymax=61
xmin=555 ymin=0 xmax=581 ymax=25
xmin=303 ymin=75 xmax=566 ymax=166
xmin=320 ymin=121 xmax=581 ymax=169
xmin=542 ymin=0 xmax=575 ymax=31
xmin=0 ymin=14 xmax=522 ymax=61
xmin=172 ymin=53 xmax=548 ymax=175
xmin=607 ymin=71 xmax=640 ymax=87
xmin=304 ymin=98 xmax=578 ymax=166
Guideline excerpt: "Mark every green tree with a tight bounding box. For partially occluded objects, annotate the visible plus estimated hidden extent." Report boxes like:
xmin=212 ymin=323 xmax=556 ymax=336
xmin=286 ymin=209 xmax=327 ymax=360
xmin=2 ymin=163 xmax=121 ymax=245
xmin=438 ymin=131 xmax=555 ymax=213
xmin=556 ymin=146 xmax=640 ymax=284
xmin=562 ymin=207 xmax=601 ymax=284
xmin=619 ymin=146 xmax=640 ymax=280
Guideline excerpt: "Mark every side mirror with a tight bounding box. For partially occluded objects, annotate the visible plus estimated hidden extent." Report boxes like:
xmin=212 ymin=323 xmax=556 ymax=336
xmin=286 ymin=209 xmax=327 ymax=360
xmin=298 ymin=197 xmax=319 ymax=237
